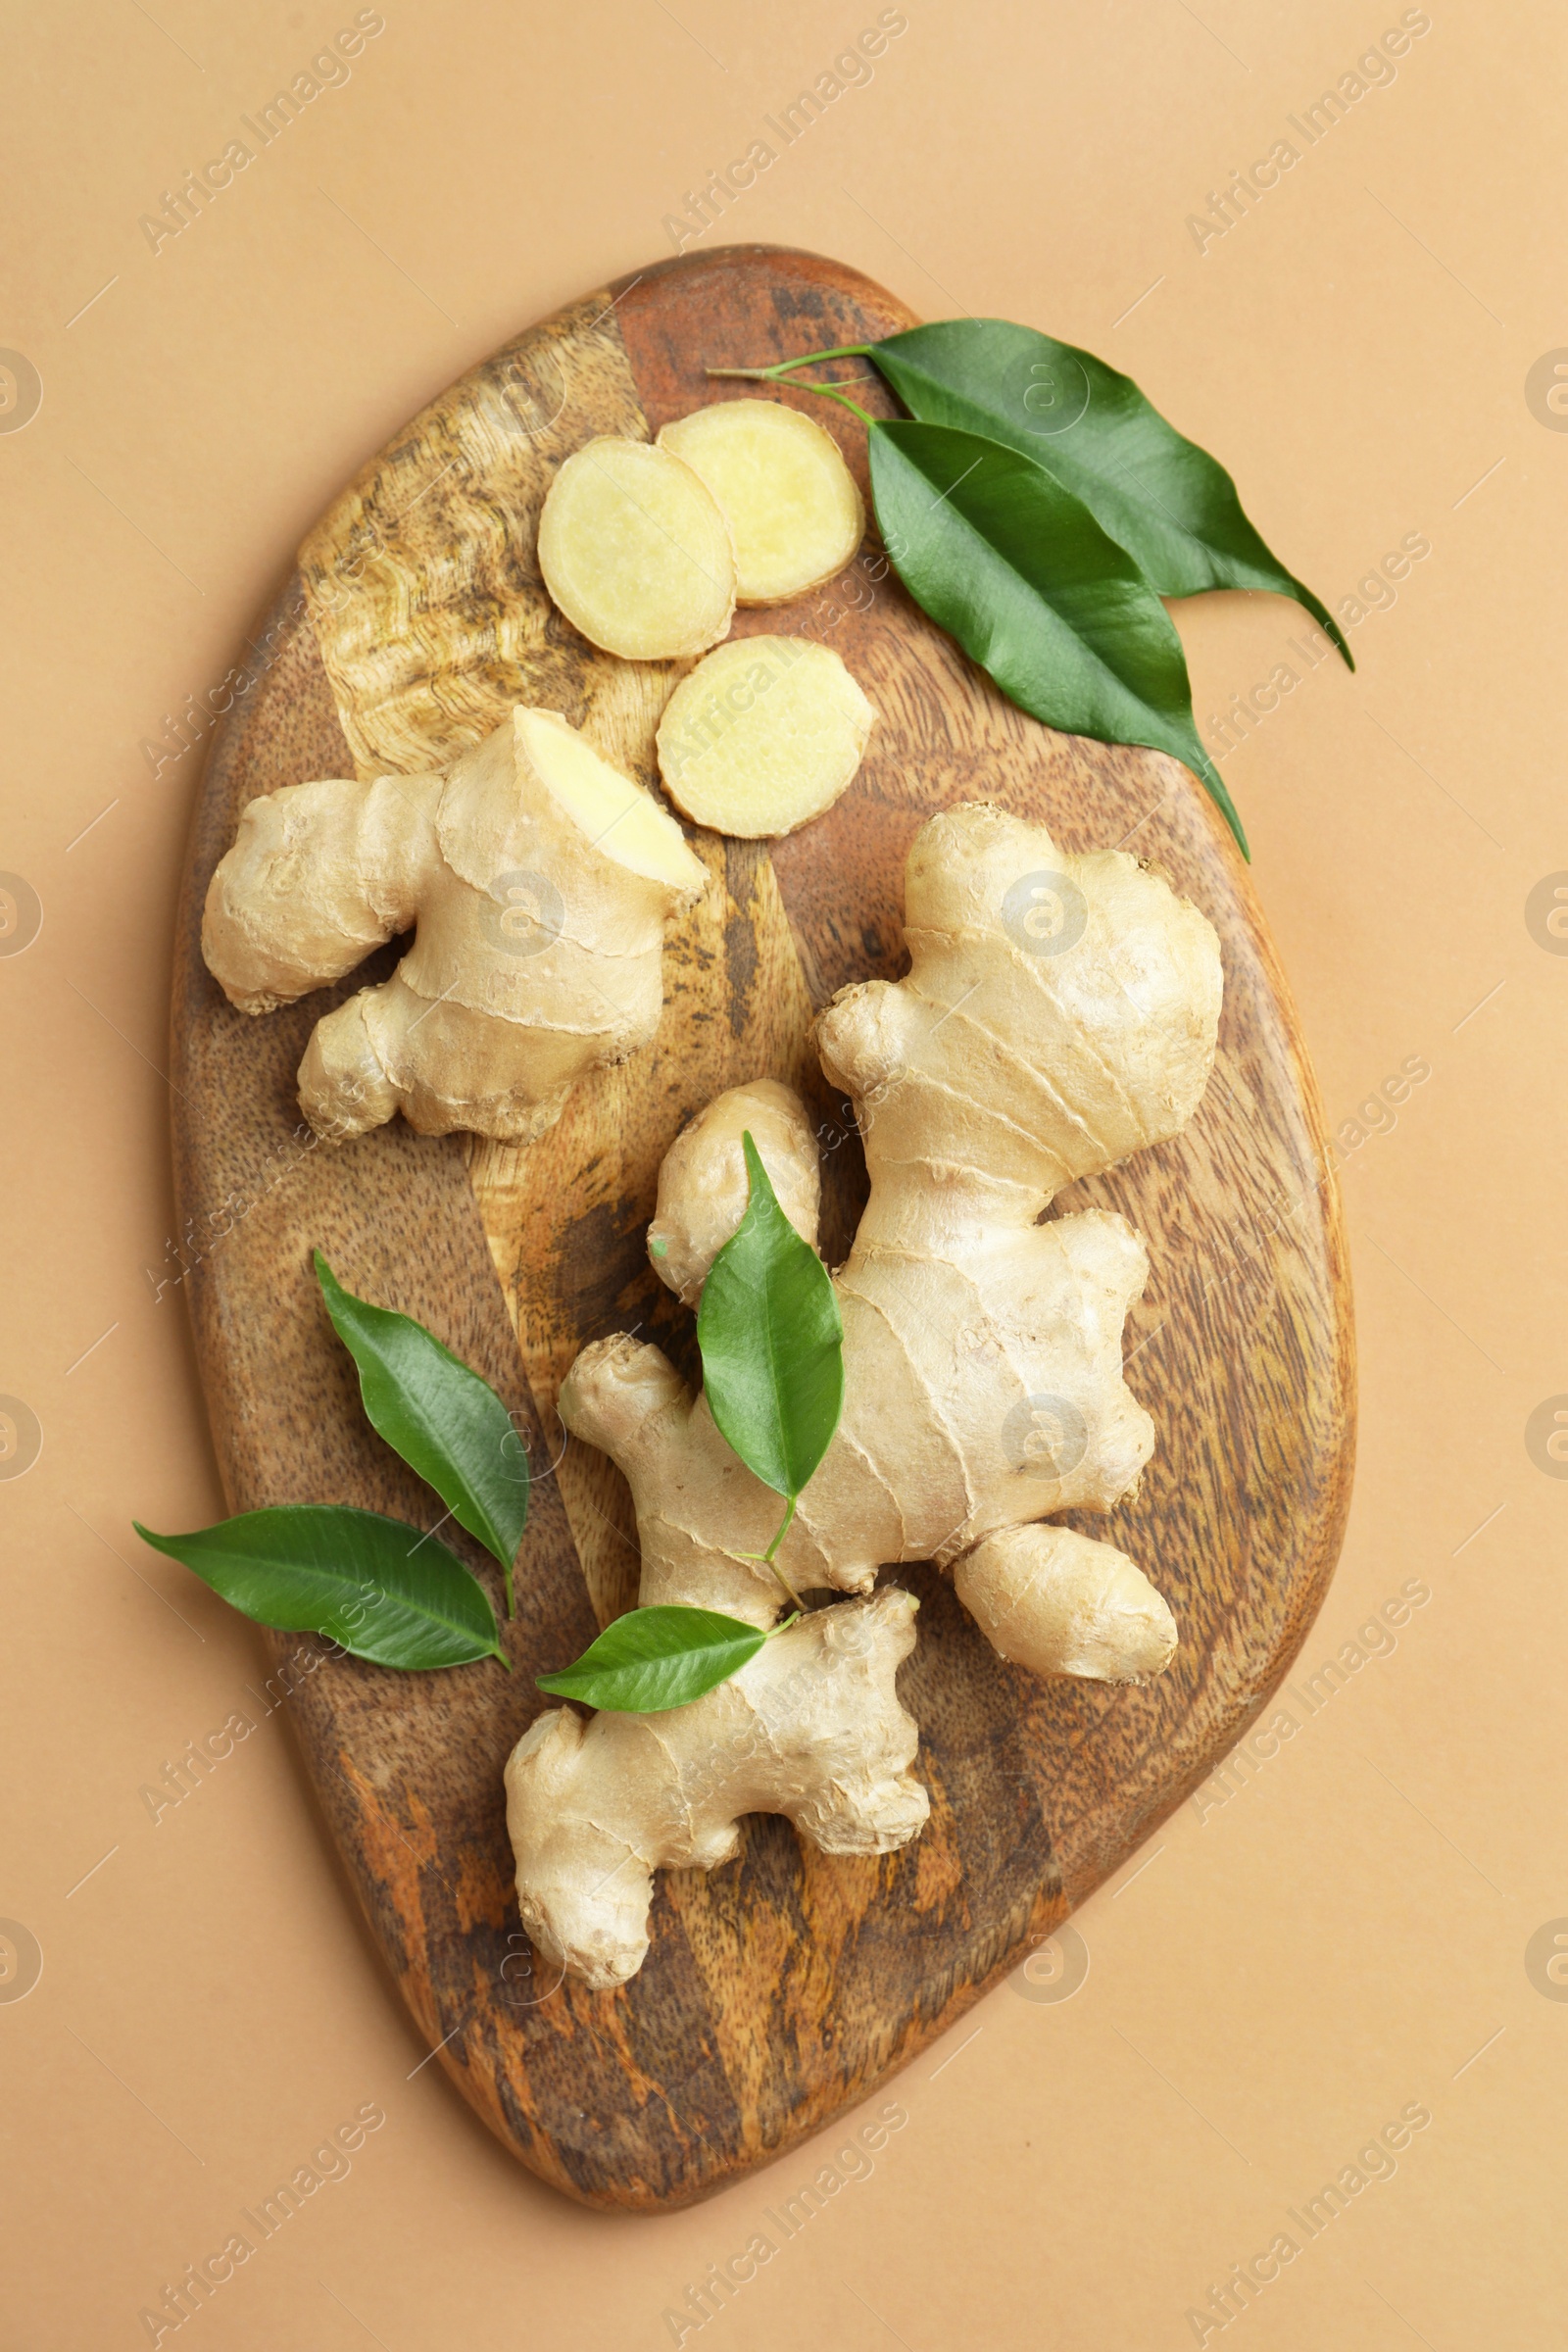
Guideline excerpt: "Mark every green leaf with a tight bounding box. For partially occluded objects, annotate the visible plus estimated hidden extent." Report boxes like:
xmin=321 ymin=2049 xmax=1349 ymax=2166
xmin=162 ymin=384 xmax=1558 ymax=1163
xmin=697 ymin=1132 xmax=844 ymax=1497
xmin=868 ymin=419 xmax=1249 ymax=856
xmin=866 ymin=319 xmax=1350 ymax=665
xmin=536 ymin=1603 xmax=766 ymax=1713
xmin=315 ymin=1252 xmax=527 ymax=1612
xmin=134 ymin=1505 xmax=508 ymax=1671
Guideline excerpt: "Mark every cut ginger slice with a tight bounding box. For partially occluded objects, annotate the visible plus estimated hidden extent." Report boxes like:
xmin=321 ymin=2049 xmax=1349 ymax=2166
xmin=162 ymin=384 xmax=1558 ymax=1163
xmin=658 ymin=399 xmax=864 ymax=605
xmin=517 ymin=709 xmax=706 ymax=891
xmin=656 ymin=636 xmax=875 ymax=838
xmin=537 ymin=436 xmax=736 ymax=662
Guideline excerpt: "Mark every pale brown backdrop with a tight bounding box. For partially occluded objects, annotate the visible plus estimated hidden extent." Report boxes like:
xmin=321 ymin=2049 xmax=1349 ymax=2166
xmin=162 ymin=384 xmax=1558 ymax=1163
xmin=4 ymin=1 xmax=1564 ymax=2344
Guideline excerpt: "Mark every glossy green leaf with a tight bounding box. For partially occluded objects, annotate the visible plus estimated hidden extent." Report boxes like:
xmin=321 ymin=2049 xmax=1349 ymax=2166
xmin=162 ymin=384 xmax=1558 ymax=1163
xmin=315 ymin=1253 xmax=527 ymax=1611
xmin=134 ymin=1505 xmax=508 ymax=1670
xmin=868 ymin=419 xmax=1248 ymax=855
xmin=536 ymin=1603 xmax=766 ymax=1713
xmin=697 ymin=1132 xmax=844 ymax=1497
xmin=866 ymin=319 xmax=1350 ymax=665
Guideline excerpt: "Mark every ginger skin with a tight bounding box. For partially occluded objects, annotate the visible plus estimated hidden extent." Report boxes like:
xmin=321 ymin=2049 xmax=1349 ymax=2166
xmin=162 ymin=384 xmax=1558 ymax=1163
xmin=509 ymin=804 xmax=1220 ymax=1987
xmin=506 ymin=1588 xmax=925 ymax=1990
xmin=647 ymin=1076 xmax=819 ymax=1309
xmin=203 ymin=707 xmax=706 ymax=1144
xmin=564 ymin=805 xmax=1220 ymax=1622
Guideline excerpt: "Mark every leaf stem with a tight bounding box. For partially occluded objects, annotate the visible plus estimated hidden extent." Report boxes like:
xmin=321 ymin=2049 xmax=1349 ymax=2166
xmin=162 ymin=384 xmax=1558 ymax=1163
xmin=708 ymin=342 xmax=875 ymax=383
xmin=706 ymin=348 xmax=877 ymax=427
xmin=763 ymin=1493 xmax=797 ymax=1561
xmin=736 ymin=1494 xmax=810 ymax=1612
xmin=791 ymin=380 xmax=877 ymax=427
xmin=765 ymin=1560 xmax=807 ymax=1611
xmin=765 ymin=1609 xmax=802 ymax=1641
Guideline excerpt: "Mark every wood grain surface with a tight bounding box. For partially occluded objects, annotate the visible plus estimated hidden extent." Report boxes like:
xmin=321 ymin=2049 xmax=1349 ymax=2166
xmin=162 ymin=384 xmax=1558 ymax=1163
xmin=171 ymin=244 xmax=1354 ymax=2212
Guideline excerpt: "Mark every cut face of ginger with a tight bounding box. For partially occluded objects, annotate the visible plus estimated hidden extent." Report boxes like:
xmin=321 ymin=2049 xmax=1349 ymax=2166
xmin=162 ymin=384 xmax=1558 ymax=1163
xmin=656 ymin=635 xmax=875 ymax=838
xmin=537 ymin=437 xmax=736 ymax=661
xmin=658 ymin=399 xmax=864 ymax=605
xmin=203 ymin=705 xmax=707 ymax=1149
xmin=516 ymin=710 xmax=705 ymax=891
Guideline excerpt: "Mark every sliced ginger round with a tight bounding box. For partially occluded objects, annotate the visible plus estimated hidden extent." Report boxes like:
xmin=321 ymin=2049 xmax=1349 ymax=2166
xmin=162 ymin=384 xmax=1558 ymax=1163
xmin=537 ymin=436 xmax=736 ymax=661
xmin=657 ymin=400 xmax=864 ymax=605
xmin=656 ymin=635 xmax=875 ymax=838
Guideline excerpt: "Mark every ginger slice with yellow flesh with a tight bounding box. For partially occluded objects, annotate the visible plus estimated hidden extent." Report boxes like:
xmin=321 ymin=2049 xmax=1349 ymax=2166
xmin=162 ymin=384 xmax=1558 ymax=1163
xmin=657 ymin=398 xmax=864 ymax=605
xmin=536 ymin=435 xmax=736 ymax=661
xmin=656 ymin=635 xmax=875 ymax=838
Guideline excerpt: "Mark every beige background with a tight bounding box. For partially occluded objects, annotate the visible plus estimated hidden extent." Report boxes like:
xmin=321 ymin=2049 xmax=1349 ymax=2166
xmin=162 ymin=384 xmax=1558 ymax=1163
xmin=4 ymin=0 xmax=1564 ymax=2342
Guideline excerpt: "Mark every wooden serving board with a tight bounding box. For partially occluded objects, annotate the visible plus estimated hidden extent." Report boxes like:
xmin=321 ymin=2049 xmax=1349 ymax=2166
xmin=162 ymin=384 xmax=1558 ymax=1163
xmin=171 ymin=245 xmax=1354 ymax=2212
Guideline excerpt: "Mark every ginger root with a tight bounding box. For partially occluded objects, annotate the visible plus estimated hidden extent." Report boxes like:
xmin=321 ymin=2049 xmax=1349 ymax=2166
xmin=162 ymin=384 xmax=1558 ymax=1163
xmin=537 ymin=436 xmax=736 ymax=661
xmin=508 ymin=803 xmax=1222 ymax=1986
xmin=656 ymin=398 xmax=864 ymax=605
xmin=656 ymin=635 xmax=875 ymax=838
xmin=203 ymin=706 xmax=706 ymax=1143
xmin=647 ymin=1077 xmax=819 ymax=1308
xmin=955 ymin=1525 xmax=1177 ymax=1683
xmin=506 ymin=1587 xmax=925 ymax=1989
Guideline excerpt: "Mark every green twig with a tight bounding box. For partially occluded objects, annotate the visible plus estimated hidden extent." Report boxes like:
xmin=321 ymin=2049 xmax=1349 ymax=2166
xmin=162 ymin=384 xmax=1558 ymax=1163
xmin=707 ymin=342 xmax=875 ymax=383
xmin=707 ymin=347 xmax=878 ymax=428
xmin=791 ymin=380 xmax=876 ymax=427
xmin=763 ymin=1494 xmax=797 ymax=1561
xmin=736 ymin=1493 xmax=808 ymax=1612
